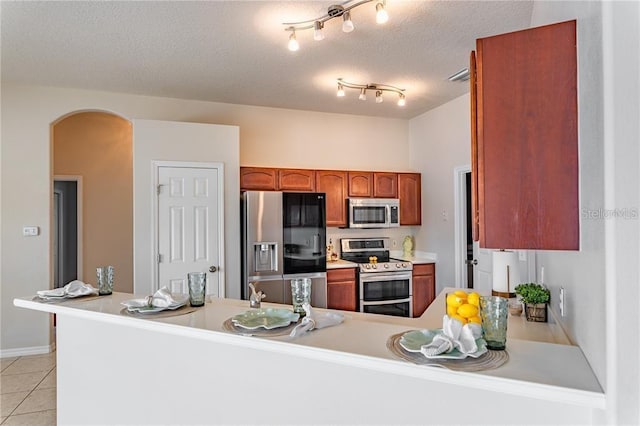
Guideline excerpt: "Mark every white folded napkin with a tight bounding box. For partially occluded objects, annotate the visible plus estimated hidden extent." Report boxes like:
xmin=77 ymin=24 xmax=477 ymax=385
xmin=420 ymin=315 xmax=482 ymax=357
xmin=289 ymin=303 xmax=344 ymax=338
xmin=121 ymin=287 xmax=188 ymax=310
xmin=37 ymin=280 xmax=98 ymax=299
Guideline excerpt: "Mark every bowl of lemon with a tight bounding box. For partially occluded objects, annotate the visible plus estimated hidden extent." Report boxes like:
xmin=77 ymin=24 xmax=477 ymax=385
xmin=445 ymin=290 xmax=482 ymax=325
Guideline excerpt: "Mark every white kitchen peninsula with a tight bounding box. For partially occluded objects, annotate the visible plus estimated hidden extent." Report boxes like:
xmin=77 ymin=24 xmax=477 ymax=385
xmin=14 ymin=289 xmax=604 ymax=425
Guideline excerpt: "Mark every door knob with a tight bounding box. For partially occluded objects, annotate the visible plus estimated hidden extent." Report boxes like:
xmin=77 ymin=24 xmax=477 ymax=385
xmin=209 ymin=266 xmax=217 ymax=273
xmin=465 ymin=259 xmax=478 ymax=266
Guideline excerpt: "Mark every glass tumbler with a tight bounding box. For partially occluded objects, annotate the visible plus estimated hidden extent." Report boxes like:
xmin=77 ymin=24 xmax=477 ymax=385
xmin=479 ymin=296 xmax=508 ymax=350
xmin=290 ymin=278 xmax=312 ymax=316
xmin=187 ymin=272 xmax=207 ymax=307
xmin=96 ymin=266 xmax=114 ymax=295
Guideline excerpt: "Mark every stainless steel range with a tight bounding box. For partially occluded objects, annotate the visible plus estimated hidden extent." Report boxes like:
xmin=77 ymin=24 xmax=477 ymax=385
xmin=340 ymin=238 xmax=413 ymax=317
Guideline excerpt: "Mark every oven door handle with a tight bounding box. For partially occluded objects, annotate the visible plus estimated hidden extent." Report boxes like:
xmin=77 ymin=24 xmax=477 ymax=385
xmin=360 ymin=272 xmax=412 ymax=282
xmin=361 ymin=298 xmax=411 ymax=306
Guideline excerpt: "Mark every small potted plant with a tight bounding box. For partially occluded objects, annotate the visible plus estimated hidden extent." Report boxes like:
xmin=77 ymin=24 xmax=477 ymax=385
xmin=514 ymin=283 xmax=550 ymax=322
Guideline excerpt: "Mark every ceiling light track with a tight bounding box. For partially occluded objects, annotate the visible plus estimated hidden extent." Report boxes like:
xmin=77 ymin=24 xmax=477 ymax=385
xmin=284 ymin=0 xmax=388 ymax=51
xmin=336 ymin=78 xmax=406 ymax=106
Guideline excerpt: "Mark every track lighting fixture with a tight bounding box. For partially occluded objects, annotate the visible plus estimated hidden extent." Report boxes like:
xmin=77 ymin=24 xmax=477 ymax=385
xmin=336 ymin=78 xmax=406 ymax=107
xmin=283 ymin=0 xmax=388 ymax=50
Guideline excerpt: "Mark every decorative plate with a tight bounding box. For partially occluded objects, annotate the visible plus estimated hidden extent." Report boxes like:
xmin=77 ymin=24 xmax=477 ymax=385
xmin=399 ymin=329 xmax=488 ymax=360
xmin=231 ymin=308 xmax=300 ymax=330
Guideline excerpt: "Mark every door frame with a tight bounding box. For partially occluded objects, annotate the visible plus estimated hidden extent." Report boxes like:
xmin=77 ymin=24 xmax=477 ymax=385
xmin=151 ymin=160 xmax=226 ymax=297
xmin=453 ymin=165 xmax=471 ymax=288
xmin=53 ymin=175 xmax=84 ymax=282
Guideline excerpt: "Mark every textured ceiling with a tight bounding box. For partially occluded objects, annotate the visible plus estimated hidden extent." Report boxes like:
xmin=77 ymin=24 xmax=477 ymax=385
xmin=1 ymin=1 xmax=533 ymax=119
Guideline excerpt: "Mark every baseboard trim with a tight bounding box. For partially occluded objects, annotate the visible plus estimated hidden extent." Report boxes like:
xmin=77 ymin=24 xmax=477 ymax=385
xmin=0 ymin=343 xmax=55 ymax=358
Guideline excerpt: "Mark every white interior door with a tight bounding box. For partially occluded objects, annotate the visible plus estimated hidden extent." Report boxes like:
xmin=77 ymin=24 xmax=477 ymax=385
xmin=157 ymin=165 xmax=222 ymax=297
xmin=472 ymin=241 xmax=493 ymax=294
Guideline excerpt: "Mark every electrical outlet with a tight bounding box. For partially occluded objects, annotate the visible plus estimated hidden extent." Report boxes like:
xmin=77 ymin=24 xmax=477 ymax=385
xmin=559 ymin=287 xmax=565 ymax=317
xmin=518 ymin=250 xmax=527 ymax=261
xmin=392 ymin=240 xmax=397 ymax=247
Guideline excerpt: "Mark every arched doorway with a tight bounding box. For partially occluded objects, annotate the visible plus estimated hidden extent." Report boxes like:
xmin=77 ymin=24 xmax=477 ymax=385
xmin=52 ymin=111 xmax=133 ymax=292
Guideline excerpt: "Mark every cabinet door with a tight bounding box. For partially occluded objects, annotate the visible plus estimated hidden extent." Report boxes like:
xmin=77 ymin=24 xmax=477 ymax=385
xmin=278 ymin=169 xmax=315 ymax=191
xmin=412 ymin=264 xmax=435 ymax=317
xmin=240 ymin=167 xmax=277 ymax=191
xmin=373 ymin=172 xmax=398 ymax=198
xmin=470 ymin=51 xmax=480 ymax=242
xmin=316 ymin=170 xmax=348 ymax=227
xmin=348 ymin=172 xmax=373 ymax=197
xmin=327 ymin=268 xmax=357 ymax=311
xmin=476 ymin=20 xmax=578 ymax=250
xmin=398 ymin=173 xmax=421 ymax=225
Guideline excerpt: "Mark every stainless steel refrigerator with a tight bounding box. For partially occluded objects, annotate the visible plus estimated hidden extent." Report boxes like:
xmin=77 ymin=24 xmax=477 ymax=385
xmin=241 ymin=191 xmax=327 ymax=307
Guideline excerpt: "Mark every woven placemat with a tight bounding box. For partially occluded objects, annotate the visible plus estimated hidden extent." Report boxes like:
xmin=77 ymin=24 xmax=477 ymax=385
xmin=34 ymin=295 xmax=102 ymax=304
xmin=386 ymin=331 xmax=509 ymax=372
xmin=222 ymin=318 xmax=299 ymax=337
xmin=119 ymin=305 xmax=200 ymax=319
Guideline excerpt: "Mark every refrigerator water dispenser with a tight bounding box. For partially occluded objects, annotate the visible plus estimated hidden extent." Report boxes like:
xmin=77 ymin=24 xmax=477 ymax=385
xmin=254 ymin=243 xmax=278 ymax=272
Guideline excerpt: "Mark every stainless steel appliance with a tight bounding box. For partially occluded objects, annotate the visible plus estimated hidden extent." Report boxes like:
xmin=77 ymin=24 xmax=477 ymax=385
xmin=348 ymin=198 xmax=400 ymax=229
xmin=340 ymin=237 xmax=412 ymax=317
xmin=241 ymin=191 xmax=327 ymax=308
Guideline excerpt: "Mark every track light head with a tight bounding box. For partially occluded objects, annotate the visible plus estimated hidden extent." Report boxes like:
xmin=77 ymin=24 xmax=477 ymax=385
xmin=287 ymin=29 xmax=299 ymax=51
xmin=376 ymin=2 xmax=389 ymax=24
xmin=337 ymin=83 xmax=346 ymax=97
xmin=342 ymin=11 xmax=355 ymax=33
xmin=359 ymin=88 xmax=367 ymax=101
xmin=397 ymin=93 xmax=406 ymax=106
xmin=375 ymin=90 xmax=384 ymax=103
xmin=314 ymin=21 xmax=325 ymax=41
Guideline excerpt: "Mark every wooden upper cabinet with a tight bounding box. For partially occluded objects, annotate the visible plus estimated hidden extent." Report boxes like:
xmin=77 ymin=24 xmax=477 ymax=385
xmin=316 ymin=170 xmax=348 ymax=227
xmin=474 ymin=20 xmax=579 ymax=250
xmin=398 ymin=173 xmax=422 ymax=225
xmin=373 ymin=172 xmax=398 ymax=198
xmin=278 ymin=169 xmax=315 ymax=191
xmin=240 ymin=167 xmax=277 ymax=191
xmin=348 ymin=172 xmax=373 ymax=197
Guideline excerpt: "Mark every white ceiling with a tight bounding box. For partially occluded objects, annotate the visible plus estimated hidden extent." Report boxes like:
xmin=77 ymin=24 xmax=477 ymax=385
xmin=1 ymin=1 xmax=533 ymax=119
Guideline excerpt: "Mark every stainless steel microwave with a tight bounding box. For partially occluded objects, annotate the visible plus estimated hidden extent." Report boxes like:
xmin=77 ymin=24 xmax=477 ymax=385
xmin=348 ymin=198 xmax=400 ymax=228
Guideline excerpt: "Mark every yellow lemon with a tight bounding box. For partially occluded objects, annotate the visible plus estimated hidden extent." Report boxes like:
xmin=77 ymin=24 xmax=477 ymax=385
xmin=453 ymin=290 xmax=469 ymax=299
xmin=446 ymin=293 xmax=465 ymax=308
xmin=446 ymin=305 xmax=458 ymax=316
xmin=457 ymin=303 xmax=479 ymax=319
xmin=468 ymin=316 xmax=482 ymax=325
xmin=451 ymin=314 xmax=468 ymax=325
xmin=467 ymin=292 xmax=480 ymax=307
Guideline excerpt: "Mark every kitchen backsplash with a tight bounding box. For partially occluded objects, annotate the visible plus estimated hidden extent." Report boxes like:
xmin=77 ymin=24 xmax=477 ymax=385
xmin=327 ymin=226 xmax=420 ymax=257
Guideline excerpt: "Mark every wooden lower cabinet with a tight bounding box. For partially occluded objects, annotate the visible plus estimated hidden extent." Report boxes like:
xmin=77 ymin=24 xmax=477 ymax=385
xmin=412 ymin=263 xmax=435 ymax=317
xmin=327 ymin=268 xmax=357 ymax=312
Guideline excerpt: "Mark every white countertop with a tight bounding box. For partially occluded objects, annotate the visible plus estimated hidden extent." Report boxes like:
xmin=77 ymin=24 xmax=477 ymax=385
xmin=14 ymin=288 xmax=604 ymax=410
xmin=326 ymin=259 xmax=358 ymax=269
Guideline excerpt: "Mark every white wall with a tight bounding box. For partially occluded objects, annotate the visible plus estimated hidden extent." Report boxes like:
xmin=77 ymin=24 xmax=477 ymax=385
xmin=132 ymin=119 xmax=240 ymax=299
xmin=0 ymin=85 xmax=410 ymax=354
xmin=408 ymin=93 xmax=471 ymax=293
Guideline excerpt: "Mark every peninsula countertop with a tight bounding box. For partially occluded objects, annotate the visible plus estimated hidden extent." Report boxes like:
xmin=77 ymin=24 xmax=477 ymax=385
xmin=14 ymin=287 xmax=603 ymax=412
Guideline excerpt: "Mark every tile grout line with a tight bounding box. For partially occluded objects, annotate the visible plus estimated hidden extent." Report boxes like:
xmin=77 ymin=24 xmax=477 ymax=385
xmin=3 ymin=355 xmax=56 ymax=419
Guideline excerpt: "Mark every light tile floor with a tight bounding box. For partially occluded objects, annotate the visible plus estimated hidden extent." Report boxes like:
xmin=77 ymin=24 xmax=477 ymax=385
xmin=0 ymin=352 xmax=56 ymax=425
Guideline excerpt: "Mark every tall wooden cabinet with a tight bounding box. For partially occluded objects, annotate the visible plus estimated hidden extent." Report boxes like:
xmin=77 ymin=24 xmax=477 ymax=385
xmin=398 ymin=173 xmax=422 ymax=226
xmin=316 ymin=170 xmax=348 ymax=227
xmin=472 ymin=20 xmax=579 ymax=250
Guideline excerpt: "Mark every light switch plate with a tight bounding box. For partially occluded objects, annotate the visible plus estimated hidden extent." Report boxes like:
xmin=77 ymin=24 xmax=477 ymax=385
xmin=23 ymin=226 xmax=40 ymax=236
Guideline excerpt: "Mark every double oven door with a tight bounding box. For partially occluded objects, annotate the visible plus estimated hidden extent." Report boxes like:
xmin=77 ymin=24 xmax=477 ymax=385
xmin=359 ymin=271 xmax=412 ymax=317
